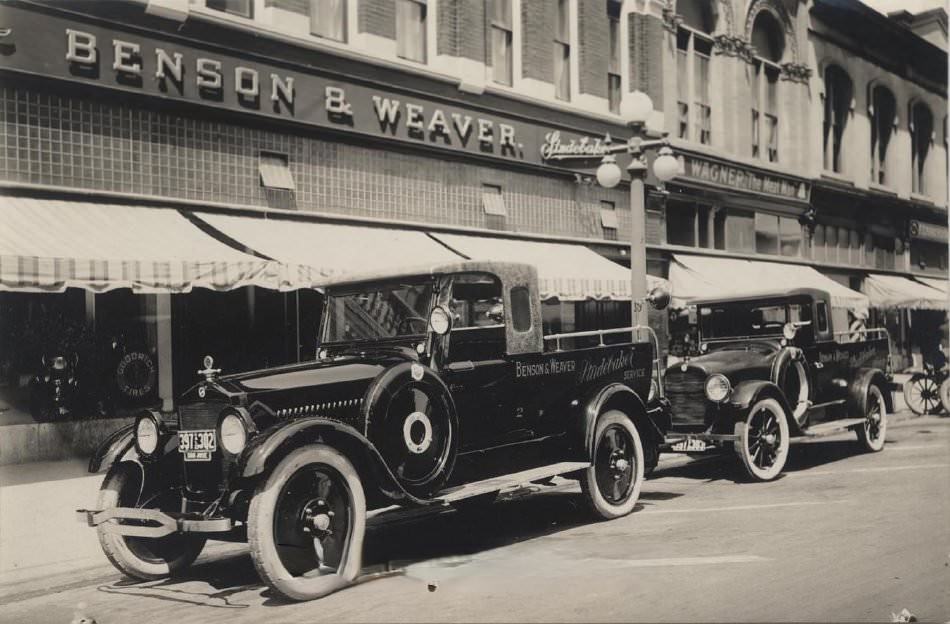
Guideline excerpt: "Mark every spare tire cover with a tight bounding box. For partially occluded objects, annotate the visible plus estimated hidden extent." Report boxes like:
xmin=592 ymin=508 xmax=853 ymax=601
xmin=364 ymin=362 xmax=458 ymax=498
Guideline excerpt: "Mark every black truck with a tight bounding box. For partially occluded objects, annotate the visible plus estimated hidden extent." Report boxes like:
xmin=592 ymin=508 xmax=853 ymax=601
xmin=663 ymin=288 xmax=891 ymax=481
xmin=79 ymin=260 xmax=670 ymax=601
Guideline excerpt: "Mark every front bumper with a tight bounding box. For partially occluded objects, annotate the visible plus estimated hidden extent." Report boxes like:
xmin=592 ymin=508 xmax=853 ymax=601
xmin=77 ymin=507 xmax=233 ymax=538
xmin=662 ymin=431 xmax=739 ymax=450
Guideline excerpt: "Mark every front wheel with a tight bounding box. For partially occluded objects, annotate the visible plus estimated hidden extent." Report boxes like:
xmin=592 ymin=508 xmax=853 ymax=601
xmin=581 ymin=410 xmax=644 ymax=520
xmin=97 ymin=462 xmax=205 ymax=580
xmin=734 ymin=398 xmax=790 ymax=482
xmin=248 ymin=446 xmax=365 ymax=602
xmin=856 ymin=385 xmax=887 ymax=452
xmin=903 ymin=373 xmax=941 ymax=415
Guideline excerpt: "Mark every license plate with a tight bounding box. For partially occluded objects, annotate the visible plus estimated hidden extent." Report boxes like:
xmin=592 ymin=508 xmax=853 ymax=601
xmin=671 ymin=439 xmax=707 ymax=452
xmin=179 ymin=430 xmax=216 ymax=461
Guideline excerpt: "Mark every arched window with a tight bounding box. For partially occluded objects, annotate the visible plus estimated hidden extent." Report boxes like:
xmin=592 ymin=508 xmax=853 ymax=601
xmin=676 ymin=1 xmax=716 ymax=145
xmin=869 ymin=85 xmax=896 ymax=185
xmin=910 ymin=101 xmax=934 ymax=195
xmin=750 ymin=11 xmax=784 ymax=162
xmin=822 ymin=65 xmax=852 ymax=173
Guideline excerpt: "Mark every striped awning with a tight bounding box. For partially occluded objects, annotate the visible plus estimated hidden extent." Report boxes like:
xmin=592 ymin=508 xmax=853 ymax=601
xmin=863 ymin=274 xmax=947 ymax=310
xmin=430 ymin=232 xmax=670 ymax=301
xmin=0 ymin=198 xmax=287 ymax=293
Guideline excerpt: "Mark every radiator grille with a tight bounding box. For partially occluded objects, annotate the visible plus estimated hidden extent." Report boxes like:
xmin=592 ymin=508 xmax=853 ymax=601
xmin=177 ymin=402 xmax=228 ymax=498
xmin=665 ymin=369 xmax=708 ymax=426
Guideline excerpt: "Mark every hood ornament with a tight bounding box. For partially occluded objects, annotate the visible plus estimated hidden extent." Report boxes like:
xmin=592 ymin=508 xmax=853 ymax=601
xmin=198 ymin=355 xmax=221 ymax=382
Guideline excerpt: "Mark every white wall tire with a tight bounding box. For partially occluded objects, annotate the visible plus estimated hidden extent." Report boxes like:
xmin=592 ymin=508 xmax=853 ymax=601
xmin=734 ymin=398 xmax=790 ymax=482
xmin=580 ymin=410 xmax=644 ymax=520
xmin=856 ymin=385 xmax=887 ymax=452
xmin=247 ymin=446 xmax=365 ymax=602
xmin=96 ymin=462 xmax=205 ymax=580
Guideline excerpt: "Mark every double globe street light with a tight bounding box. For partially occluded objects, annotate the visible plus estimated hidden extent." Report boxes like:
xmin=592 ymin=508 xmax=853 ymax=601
xmin=559 ymin=91 xmax=680 ymax=326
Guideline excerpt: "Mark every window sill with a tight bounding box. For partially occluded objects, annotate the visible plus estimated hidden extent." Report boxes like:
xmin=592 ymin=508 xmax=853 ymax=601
xmin=868 ymin=182 xmax=897 ymax=196
xmin=820 ymin=171 xmax=854 ymax=185
xmin=910 ymin=192 xmax=935 ymax=205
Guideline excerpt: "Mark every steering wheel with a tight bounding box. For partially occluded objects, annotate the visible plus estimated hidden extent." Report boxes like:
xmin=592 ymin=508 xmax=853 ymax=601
xmin=397 ymin=316 xmax=428 ymax=334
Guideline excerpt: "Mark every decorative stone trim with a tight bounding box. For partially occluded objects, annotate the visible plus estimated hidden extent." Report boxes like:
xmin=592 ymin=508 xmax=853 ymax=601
xmin=661 ymin=6 xmax=683 ymax=33
xmin=780 ymin=62 xmax=812 ymax=83
xmin=713 ymin=34 xmax=754 ymax=62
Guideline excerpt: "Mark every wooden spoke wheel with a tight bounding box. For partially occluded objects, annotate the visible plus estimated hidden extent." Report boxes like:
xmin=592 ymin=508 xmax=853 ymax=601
xmin=856 ymin=385 xmax=887 ymax=452
xmin=903 ymin=374 xmax=942 ymax=415
xmin=581 ymin=410 xmax=644 ymax=520
xmin=96 ymin=462 xmax=205 ymax=580
xmin=735 ymin=398 xmax=789 ymax=482
xmin=248 ymin=446 xmax=365 ymax=602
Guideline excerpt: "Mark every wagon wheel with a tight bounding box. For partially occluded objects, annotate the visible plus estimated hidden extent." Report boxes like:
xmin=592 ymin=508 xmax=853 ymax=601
xmin=903 ymin=373 xmax=941 ymax=415
xmin=856 ymin=385 xmax=887 ymax=452
xmin=248 ymin=446 xmax=365 ymax=602
xmin=734 ymin=398 xmax=789 ymax=482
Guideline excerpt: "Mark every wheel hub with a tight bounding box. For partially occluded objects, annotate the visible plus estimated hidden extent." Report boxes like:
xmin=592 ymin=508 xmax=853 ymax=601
xmin=761 ymin=433 xmax=777 ymax=446
xmin=301 ymin=499 xmax=334 ymax=536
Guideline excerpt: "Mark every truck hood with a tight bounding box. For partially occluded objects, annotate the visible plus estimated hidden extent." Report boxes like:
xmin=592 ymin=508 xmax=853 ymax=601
xmin=668 ymin=341 xmax=779 ymax=382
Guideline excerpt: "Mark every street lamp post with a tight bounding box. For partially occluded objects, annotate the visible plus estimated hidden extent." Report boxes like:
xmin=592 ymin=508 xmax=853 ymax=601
xmin=594 ymin=91 xmax=679 ymax=328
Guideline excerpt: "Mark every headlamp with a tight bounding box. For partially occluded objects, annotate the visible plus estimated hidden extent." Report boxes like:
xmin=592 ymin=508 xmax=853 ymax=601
xmin=704 ymin=374 xmax=732 ymax=403
xmin=218 ymin=412 xmax=249 ymax=455
xmin=134 ymin=412 xmax=162 ymax=456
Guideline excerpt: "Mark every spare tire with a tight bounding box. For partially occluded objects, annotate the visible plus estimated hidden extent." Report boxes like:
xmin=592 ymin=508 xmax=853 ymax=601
xmin=364 ymin=362 xmax=458 ymax=498
xmin=771 ymin=347 xmax=810 ymax=424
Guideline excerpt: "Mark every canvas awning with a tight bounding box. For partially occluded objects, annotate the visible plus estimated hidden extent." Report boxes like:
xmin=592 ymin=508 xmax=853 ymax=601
xmin=430 ymin=232 xmax=669 ymax=301
xmin=915 ymin=276 xmax=948 ymax=296
xmin=193 ymin=212 xmax=464 ymax=289
xmin=863 ymin=274 xmax=947 ymax=310
xmin=669 ymin=254 xmax=869 ymax=310
xmin=0 ymin=198 xmax=286 ymax=293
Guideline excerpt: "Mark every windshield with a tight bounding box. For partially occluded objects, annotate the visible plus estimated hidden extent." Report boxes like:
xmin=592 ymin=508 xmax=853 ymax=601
xmin=699 ymin=300 xmax=810 ymax=341
xmin=322 ymin=280 xmax=435 ymax=343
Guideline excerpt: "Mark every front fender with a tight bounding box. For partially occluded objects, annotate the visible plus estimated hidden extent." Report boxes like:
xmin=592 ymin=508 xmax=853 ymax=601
xmin=88 ymin=423 xmax=135 ymax=473
xmin=728 ymin=380 xmax=801 ymax=436
xmin=239 ymin=417 xmax=432 ymax=506
xmin=577 ymin=383 xmax=658 ymax=460
xmin=848 ymin=368 xmax=893 ymax=417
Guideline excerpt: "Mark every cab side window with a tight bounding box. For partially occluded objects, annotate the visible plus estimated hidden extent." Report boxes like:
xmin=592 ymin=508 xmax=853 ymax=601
xmin=816 ymin=301 xmax=829 ymax=334
xmin=446 ymin=274 xmax=504 ymax=362
xmin=510 ymin=287 xmax=532 ymax=332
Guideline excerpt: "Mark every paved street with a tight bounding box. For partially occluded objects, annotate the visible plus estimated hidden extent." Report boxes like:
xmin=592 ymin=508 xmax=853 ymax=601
xmin=1 ymin=413 xmax=948 ymax=623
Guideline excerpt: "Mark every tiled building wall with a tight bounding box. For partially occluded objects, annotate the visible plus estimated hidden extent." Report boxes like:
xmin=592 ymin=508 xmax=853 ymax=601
xmin=520 ymin=0 xmax=555 ymax=83
xmin=578 ymin=0 xmax=609 ymax=98
xmin=358 ymin=0 xmax=395 ymax=38
xmin=0 ymin=85 xmax=630 ymax=243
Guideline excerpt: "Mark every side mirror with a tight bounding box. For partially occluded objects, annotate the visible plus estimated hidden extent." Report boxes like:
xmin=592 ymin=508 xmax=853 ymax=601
xmin=646 ymin=286 xmax=671 ymax=311
xmin=429 ymin=306 xmax=452 ymax=336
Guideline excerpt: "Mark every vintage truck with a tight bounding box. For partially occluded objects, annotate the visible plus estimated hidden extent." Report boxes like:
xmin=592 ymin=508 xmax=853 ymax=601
xmin=79 ymin=260 xmax=671 ymax=601
xmin=662 ymin=288 xmax=891 ymax=481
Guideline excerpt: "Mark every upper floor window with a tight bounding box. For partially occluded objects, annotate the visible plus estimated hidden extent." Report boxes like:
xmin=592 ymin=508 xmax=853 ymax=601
xmin=554 ymin=0 xmax=571 ymax=101
xmin=869 ymin=85 xmax=896 ymax=186
xmin=755 ymin=212 xmax=800 ymax=257
xmin=207 ymin=0 xmax=251 ymax=18
xmin=311 ymin=0 xmax=347 ymax=42
xmin=910 ymin=101 xmax=934 ymax=195
xmin=822 ymin=65 xmax=852 ymax=174
xmin=750 ymin=12 xmax=784 ymax=163
xmin=607 ymin=2 xmax=622 ymax=114
xmin=675 ymin=1 xmax=715 ymax=145
xmin=490 ymin=0 xmax=513 ymax=85
xmin=396 ymin=0 xmax=427 ymax=63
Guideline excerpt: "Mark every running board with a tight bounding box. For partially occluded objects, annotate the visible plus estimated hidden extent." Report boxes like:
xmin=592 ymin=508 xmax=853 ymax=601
xmin=438 ymin=461 xmax=590 ymax=503
xmin=801 ymin=418 xmax=865 ymax=437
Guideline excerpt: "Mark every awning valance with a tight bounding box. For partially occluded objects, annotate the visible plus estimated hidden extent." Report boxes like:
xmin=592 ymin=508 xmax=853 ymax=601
xmin=431 ymin=232 xmax=669 ymax=301
xmin=669 ymin=254 xmax=869 ymax=310
xmin=0 ymin=198 xmax=285 ymax=293
xmin=863 ymin=274 xmax=947 ymax=310
xmin=193 ymin=212 xmax=464 ymax=289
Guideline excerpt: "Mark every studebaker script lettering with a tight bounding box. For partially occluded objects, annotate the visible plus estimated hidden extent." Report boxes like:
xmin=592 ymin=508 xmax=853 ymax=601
xmin=580 ymin=350 xmax=644 ymax=383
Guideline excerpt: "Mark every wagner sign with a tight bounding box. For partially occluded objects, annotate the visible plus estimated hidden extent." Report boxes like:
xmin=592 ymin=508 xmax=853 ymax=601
xmin=677 ymin=154 xmax=811 ymax=202
xmin=0 ymin=3 xmax=620 ymax=170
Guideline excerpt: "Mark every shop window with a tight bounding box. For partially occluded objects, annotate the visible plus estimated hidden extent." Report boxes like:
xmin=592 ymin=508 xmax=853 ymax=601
xmin=870 ymin=85 xmax=896 ymax=185
xmin=725 ymin=208 xmax=755 ymax=252
xmin=873 ymin=234 xmax=896 ymax=271
xmin=910 ymin=101 xmax=934 ymax=195
xmin=481 ymin=184 xmax=507 ymax=217
xmin=600 ymin=200 xmax=618 ymax=240
xmin=750 ymin=12 xmax=784 ymax=162
xmin=755 ymin=213 xmax=800 ymax=257
xmin=910 ymin=240 xmax=946 ymax=272
xmin=311 ymin=0 xmax=347 ymax=42
xmin=812 ymin=224 xmax=826 ymax=262
xmin=510 ymin=287 xmax=532 ymax=332
xmin=490 ymin=0 xmax=513 ymax=86
xmin=607 ymin=2 xmax=622 ymax=114
xmin=207 ymin=0 xmax=252 ymax=18
xmin=675 ymin=5 xmax=714 ymax=146
xmin=259 ymin=152 xmax=295 ymax=191
xmin=553 ymin=0 xmax=571 ymax=101
xmin=396 ymin=0 xmax=427 ymax=63
xmin=666 ymin=201 xmax=697 ymax=247
xmin=823 ymin=65 xmax=852 ymax=174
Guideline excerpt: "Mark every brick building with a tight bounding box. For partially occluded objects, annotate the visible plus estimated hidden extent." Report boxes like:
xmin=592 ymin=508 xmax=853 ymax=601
xmin=0 ymin=0 xmax=946 ymax=428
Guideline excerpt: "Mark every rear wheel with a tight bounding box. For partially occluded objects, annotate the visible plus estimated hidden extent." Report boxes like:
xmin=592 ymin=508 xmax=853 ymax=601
xmin=856 ymin=385 xmax=887 ymax=452
xmin=581 ymin=410 xmax=644 ymax=520
xmin=248 ymin=446 xmax=365 ymax=602
xmin=734 ymin=398 xmax=789 ymax=482
xmin=96 ymin=462 xmax=205 ymax=580
xmin=903 ymin=373 xmax=941 ymax=415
